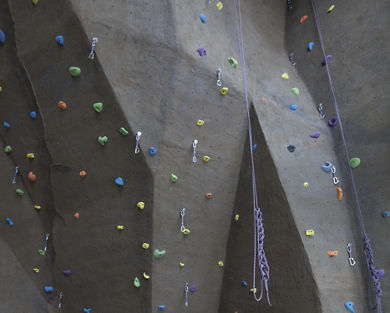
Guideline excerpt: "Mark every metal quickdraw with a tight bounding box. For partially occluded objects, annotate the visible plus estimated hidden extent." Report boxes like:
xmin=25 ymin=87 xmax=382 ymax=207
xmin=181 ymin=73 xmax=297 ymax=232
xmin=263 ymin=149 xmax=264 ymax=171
xmin=331 ymin=166 xmax=339 ymax=185
xmin=180 ymin=208 xmax=190 ymax=235
xmin=88 ymin=37 xmax=99 ymax=59
xmin=346 ymin=243 xmax=356 ymax=266
xmin=185 ymin=282 xmax=189 ymax=307
xmin=317 ymin=103 xmax=325 ymax=119
xmin=192 ymin=140 xmax=198 ymax=163
xmin=135 ymin=131 xmax=142 ymax=154
xmin=216 ymin=68 xmax=222 ymax=86
xmin=12 ymin=166 xmax=19 ymax=184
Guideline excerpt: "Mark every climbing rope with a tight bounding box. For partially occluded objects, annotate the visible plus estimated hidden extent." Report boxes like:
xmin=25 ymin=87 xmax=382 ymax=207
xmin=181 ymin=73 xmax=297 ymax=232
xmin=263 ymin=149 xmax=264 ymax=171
xmin=311 ymin=0 xmax=382 ymax=311
xmin=233 ymin=0 xmax=271 ymax=306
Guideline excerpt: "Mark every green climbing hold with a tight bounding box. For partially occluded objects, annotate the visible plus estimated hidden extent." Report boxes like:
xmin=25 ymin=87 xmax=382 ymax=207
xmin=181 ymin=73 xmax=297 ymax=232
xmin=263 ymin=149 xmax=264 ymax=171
xmin=228 ymin=57 xmax=238 ymax=68
xmin=93 ymin=102 xmax=103 ymax=113
xmin=133 ymin=277 xmax=140 ymax=288
xmin=16 ymin=188 xmax=24 ymax=196
xmin=291 ymin=88 xmax=300 ymax=95
xmin=170 ymin=173 xmax=178 ymax=183
xmin=38 ymin=249 xmax=45 ymax=256
xmin=98 ymin=136 xmax=108 ymax=146
xmin=350 ymin=158 xmax=360 ymax=169
xmin=69 ymin=66 xmax=81 ymax=77
xmin=119 ymin=127 xmax=129 ymax=136
xmin=4 ymin=145 xmax=12 ymax=153
xmin=154 ymin=249 xmax=166 ymax=258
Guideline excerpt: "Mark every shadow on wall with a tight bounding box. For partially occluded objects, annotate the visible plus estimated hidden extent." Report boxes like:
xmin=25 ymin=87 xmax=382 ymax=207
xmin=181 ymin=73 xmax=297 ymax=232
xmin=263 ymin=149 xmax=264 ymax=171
xmin=218 ymin=105 xmax=321 ymax=313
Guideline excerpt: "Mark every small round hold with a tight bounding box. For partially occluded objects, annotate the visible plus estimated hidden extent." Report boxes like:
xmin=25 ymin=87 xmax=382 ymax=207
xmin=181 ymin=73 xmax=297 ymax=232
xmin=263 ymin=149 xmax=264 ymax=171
xmin=69 ymin=66 xmax=81 ymax=77
xmin=197 ymin=48 xmax=206 ymax=56
xmin=27 ymin=171 xmax=37 ymax=182
xmin=190 ymin=285 xmax=196 ymax=292
xmin=74 ymin=212 xmax=80 ymax=219
xmin=56 ymin=35 xmax=64 ymax=46
xmin=217 ymin=2 xmax=223 ymax=10
xmin=241 ymin=281 xmax=248 ymax=287
xmin=30 ymin=111 xmax=37 ymax=119
xmin=80 ymin=170 xmax=87 ymax=178
xmin=3 ymin=121 xmax=10 ymax=129
xmin=4 ymin=145 xmax=12 ymax=153
xmin=6 ymin=217 xmax=14 ymax=226
xmin=234 ymin=214 xmax=239 ymax=221
xmin=196 ymin=119 xmax=205 ymax=126
xmin=199 ymin=14 xmax=207 ymax=23
xmin=287 ymin=145 xmax=296 ymax=152
xmin=203 ymin=155 xmax=210 ymax=162
xmin=291 ymin=87 xmax=300 ymax=95
xmin=252 ymin=144 xmax=257 ymax=151
xmin=218 ymin=260 xmax=224 ymax=267
xmin=308 ymin=42 xmax=314 ymax=51
xmin=43 ymin=286 xmax=54 ymax=293
xmin=142 ymin=243 xmax=150 ymax=249
xmin=290 ymin=104 xmax=297 ymax=111
xmin=350 ymin=158 xmax=360 ymax=169
xmin=114 ymin=177 xmax=124 ymax=186
xmin=58 ymin=101 xmax=67 ymax=110
xmin=63 ymin=269 xmax=71 ymax=277
xmin=328 ymin=117 xmax=338 ymax=127
xmin=205 ymin=193 xmax=213 ymax=199
xmin=182 ymin=228 xmax=191 ymax=235
xmin=220 ymin=87 xmax=229 ymax=95
xmin=170 ymin=173 xmax=178 ymax=183
xmin=137 ymin=201 xmax=145 ymax=210
xmin=158 ymin=305 xmax=166 ymax=311
xmin=149 ymin=147 xmax=157 ymax=156
xmin=304 ymin=182 xmax=309 ymax=187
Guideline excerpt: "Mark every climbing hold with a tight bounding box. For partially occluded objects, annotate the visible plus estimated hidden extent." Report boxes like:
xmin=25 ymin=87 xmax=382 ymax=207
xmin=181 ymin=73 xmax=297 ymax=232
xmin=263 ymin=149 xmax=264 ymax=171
xmin=350 ymin=158 xmax=360 ymax=169
xmin=34 ymin=205 xmax=41 ymax=210
xmin=119 ymin=127 xmax=128 ymax=135
xmin=142 ymin=243 xmax=150 ymax=249
xmin=44 ymin=286 xmax=54 ymax=293
xmin=344 ymin=301 xmax=355 ymax=313
xmin=190 ymin=285 xmax=196 ymax=292
xmin=0 ymin=86 xmax=2 ymax=93
xmin=16 ymin=189 xmax=24 ymax=196
xmin=83 ymin=309 xmax=91 ymax=313
xmin=179 ymin=262 xmax=185 ymax=268
xmin=196 ymin=120 xmax=205 ymax=126
xmin=336 ymin=187 xmax=343 ymax=200
xmin=205 ymin=193 xmax=213 ymax=199
xmin=154 ymin=249 xmax=166 ymax=258
xmin=69 ymin=66 xmax=81 ymax=77
xmin=228 ymin=57 xmax=238 ymax=68
xmin=203 ymin=156 xmax=210 ymax=162
xmin=300 ymin=15 xmax=308 ymax=24
xmin=250 ymin=288 xmax=257 ymax=293
xmin=27 ymin=153 xmax=35 ymax=159
xmin=56 ymin=35 xmax=64 ymax=46
xmin=170 ymin=173 xmax=178 ymax=183
xmin=308 ymin=42 xmax=314 ymax=51
xmin=327 ymin=5 xmax=335 ymax=13
xmin=58 ymin=101 xmax=67 ymax=110
xmin=309 ymin=132 xmax=320 ymax=138
xmin=199 ymin=14 xmax=207 ymax=23
xmin=98 ymin=136 xmax=108 ymax=146
xmin=0 ymin=30 xmax=5 ymax=44
xmin=63 ymin=270 xmax=71 ymax=277
xmin=291 ymin=87 xmax=300 ymax=95
xmin=80 ymin=170 xmax=87 ymax=178
xmin=287 ymin=145 xmax=296 ymax=153
xmin=4 ymin=146 xmax=12 ymax=153
xmin=182 ymin=228 xmax=191 ymax=235
xmin=114 ymin=177 xmax=124 ymax=187
xmin=290 ymin=104 xmax=297 ymax=111
xmin=305 ymin=230 xmax=315 ymax=237
xmin=28 ymin=171 xmax=37 ymax=182
xmin=328 ymin=117 xmax=338 ymax=127
xmin=252 ymin=144 xmax=257 ymax=151
xmin=30 ymin=111 xmax=37 ymax=119
xmin=3 ymin=121 xmax=10 ymax=129
xmin=304 ymin=182 xmax=309 ymax=187
xmin=149 ymin=147 xmax=157 ymax=156
xmin=137 ymin=202 xmax=145 ymax=210
xmin=32 ymin=0 xmax=38 ymax=5
xmin=327 ymin=250 xmax=338 ymax=257
xmin=281 ymin=73 xmax=289 ymax=79
xmin=143 ymin=272 xmax=150 ymax=280
xmin=197 ymin=48 xmax=206 ymax=56
xmin=38 ymin=249 xmax=45 ymax=256
xmin=376 ymin=269 xmax=385 ymax=279
xmin=158 ymin=305 xmax=166 ymax=311
xmin=234 ymin=214 xmax=239 ymax=221
xmin=321 ymin=161 xmax=333 ymax=172
xmin=74 ymin=212 xmax=80 ymax=219
xmin=217 ymin=2 xmax=223 ymax=10
xmin=5 ymin=218 xmax=14 ymax=226
xmin=116 ymin=225 xmax=124 ymax=231
xmin=92 ymin=102 xmax=103 ymax=113
xmin=220 ymin=87 xmax=229 ymax=95
xmin=241 ymin=281 xmax=248 ymax=287
xmin=382 ymin=211 xmax=390 ymax=218
xmin=33 ymin=268 xmax=40 ymax=273
xmin=218 ymin=261 xmax=224 ymax=267
xmin=322 ymin=55 xmax=332 ymax=65
xmin=133 ymin=277 xmax=140 ymax=288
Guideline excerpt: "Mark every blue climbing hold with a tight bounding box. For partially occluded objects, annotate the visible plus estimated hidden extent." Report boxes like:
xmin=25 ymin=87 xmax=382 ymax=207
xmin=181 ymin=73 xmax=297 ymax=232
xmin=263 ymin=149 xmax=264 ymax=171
xmin=149 ymin=147 xmax=157 ymax=156
xmin=30 ymin=111 xmax=37 ymax=119
xmin=114 ymin=177 xmax=124 ymax=186
xmin=3 ymin=121 xmax=10 ymax=129
xmin=252 ymin=144 xmax=257 ymax=151
xmin=287 ymin=145 xmax=296 ymax=153
xmin=321 ymin=161 xmax=333 ymax=172
xmin=241 ymin=281 xmax=248 ymax=286
xmin=290 ymin=104 xmax=297 ymax=111
xmin=83 ymin=308 xmax=92 ymax=313
xmin=0 ymin=30 xmax=5 ymax=44
xmin=56 ymin=35 xmax=64 ymax=46
xmin=344 ymin=301 xmax=355 ymax=313
xmin=308 ymin=42 xmax=314 ymax=51
xmin=5 ymin=218 xmax=14 ymax=226
xmin=158 ymin=305 xmax=166 ymax=311
xmin=43 ymin=286 xmax=54 ymax=293
xmin=199 ymin=14 xmax=207 ymax=23
xmin=383 ymin=211 xmax=390 ymax=218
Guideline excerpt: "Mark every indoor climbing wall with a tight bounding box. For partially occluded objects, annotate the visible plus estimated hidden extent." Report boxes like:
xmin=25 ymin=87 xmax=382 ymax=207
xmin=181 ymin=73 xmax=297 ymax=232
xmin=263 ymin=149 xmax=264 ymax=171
xmin=0 ymin=0 xmax=388 ymax=312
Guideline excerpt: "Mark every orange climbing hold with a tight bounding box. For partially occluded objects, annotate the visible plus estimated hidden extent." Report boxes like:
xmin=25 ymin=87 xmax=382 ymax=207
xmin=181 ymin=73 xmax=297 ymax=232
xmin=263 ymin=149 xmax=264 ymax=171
xmin=74 ymin=212 xmax=80 ymax=219
xmin=27 ymin=171 xmax=37 ymax=182
xmin=205 ymin=193 xmax=213 ymax=199
xmin=327 ymin=250 xmax=338 ymax=257
xmin=80 ymin=170 xmax=87 ymax=178
xmin=58 ymin=101 xmax=67 ymax=110
xmin=336 ymin=187 xmax=343 ymax=200
xmin=300 ymin=15 xmax=308 ymax=24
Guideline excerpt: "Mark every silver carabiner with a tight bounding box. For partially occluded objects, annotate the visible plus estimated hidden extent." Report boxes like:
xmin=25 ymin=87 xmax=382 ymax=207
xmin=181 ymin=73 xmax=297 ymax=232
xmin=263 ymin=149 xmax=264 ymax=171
xmin=216 ymin=68 xmax=222 ymax=87
xmin=89 ymin=37 xmax=99 ymax=59
xmin=135 ymin=131 xmax=142 ymax=154
xmin=180 ymin=208 xmax=186 ymax=232
xmin=331 ymin=166 xmax=339 ymax=185
xmin=317 ymin=103 xmax=326 ymax=119
xmin=347 ymin=243 xmax=356 ymax=266
xmin=192 ymin=140 xmax=198 ymax=163
xmin=185 ymin=282 xmax=189 ymax=307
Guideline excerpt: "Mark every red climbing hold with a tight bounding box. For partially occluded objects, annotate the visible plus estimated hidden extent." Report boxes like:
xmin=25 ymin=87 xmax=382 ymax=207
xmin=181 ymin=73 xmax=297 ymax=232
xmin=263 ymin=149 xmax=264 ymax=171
xmin=27 ymin=171 xmax=37 ymax=182
xmin=58 ymin=101 xmax=67 ymax=110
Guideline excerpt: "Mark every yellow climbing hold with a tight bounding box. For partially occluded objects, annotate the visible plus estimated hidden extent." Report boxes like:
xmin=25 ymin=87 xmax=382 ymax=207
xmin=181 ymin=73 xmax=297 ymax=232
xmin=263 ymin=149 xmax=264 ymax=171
xmin=304 ymin=182 xmax=309 ymax=187
xmin=327 ymin=4 xmax=335 ymax=13
xmin=281 ymin=73 xmax=289 ymax=79
xmin=220 ymin=87 xmax=228 ymax=95
xmin=33 ymin=268 xmax=40 ymax=273
xmin=142 ymin=243 xmax=150 ymax=249
xmin=217 ymin=2 xmax=223 ymax=10
xmin=305 ymin=230 xmax=315 ymax=237
xmin=27 ymin=153 xmax=35 ymax=159
xmin=32 ymin=0 xmax=38 ymax=5
xmin=117 ymin=225 xmax=124 ymax=231
xmin=218 ymin=261 xmax=224 ymax=267
xmin=234 ymin=214 xmax=239 ymax=221
xmin=197 ymin=119 xmax=205 ymax=126
xmin=203 ymin=156 xmax=210 ymax=162
xmin=182 ymin=228 xmax=191 ymax=235
xmin=143 ymin=272 xmax=150 ymax=280
xmin=34 ymin=205 xmax=41 ymax=210
xmin=0 ymin=86 xmax=2 ymax=93
xmin=137 ymin=202 xmax=145 ymax=210
xmin=179 ymin=262 xmax=185 ymax=268
xmin=250 ymin=288 xmax=257 ymax=293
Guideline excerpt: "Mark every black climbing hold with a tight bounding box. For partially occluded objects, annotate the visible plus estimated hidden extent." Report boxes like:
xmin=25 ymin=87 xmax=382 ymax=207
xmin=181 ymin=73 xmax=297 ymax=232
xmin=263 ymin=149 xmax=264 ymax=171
xmin=287 ymin=145 xmax=296 ymax=153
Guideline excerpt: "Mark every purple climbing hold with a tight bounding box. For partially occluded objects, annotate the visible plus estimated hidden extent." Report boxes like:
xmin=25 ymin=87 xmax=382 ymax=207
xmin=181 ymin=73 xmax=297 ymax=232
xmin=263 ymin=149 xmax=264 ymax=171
xmin=309 ymin=132 xmax=320 ymax=138
xmin=63 ymin=269 xmax=72 ymax=277
xmin=376 ymin=269 xmax=385 ymax=279
xmin=197 ymin=48 xmax=206 ymax=56
xmin=190 ymin=284 xmax=196 ymax=292
xmin=322 ymin=55 xmax=332 ymax=65
xmin=0 ymin=30 xmax=5 ymax=44
xmin=328 ymin=117 xmax=338 ymax=127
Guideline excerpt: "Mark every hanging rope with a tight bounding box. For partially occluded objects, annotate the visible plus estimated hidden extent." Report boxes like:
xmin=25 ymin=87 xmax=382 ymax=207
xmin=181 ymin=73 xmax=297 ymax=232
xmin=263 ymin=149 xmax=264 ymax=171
xmin=233 ymin=0 xmax=271 ymax=306
xmin=311 ymin=1 xmax=382 ymax=311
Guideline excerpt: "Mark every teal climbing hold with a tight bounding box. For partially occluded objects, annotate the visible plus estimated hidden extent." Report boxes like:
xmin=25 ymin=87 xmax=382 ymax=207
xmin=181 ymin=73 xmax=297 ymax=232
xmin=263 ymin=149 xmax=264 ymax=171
xmin=344 ymin=301 xmax=355 ymax=313
xmin=93 ymin=102 xmax=103 ymax=113
xmin=350 ymin=158 xmax=360 ymax=169
xmin=98 ymin=136 xmax=108 ymax=146
xmin=154 ymin=249 xmax=166 ymax=258
xmin=291 ymin=88 xmax=300 ymax=95
xmin=16 ymin=189 xmax=24 ymax=196
xmin=133 ymin=277 xmax=140 ymax=288
xmin=119 ymin=127 xmax=128 ymax=136
xmin=228 ymin=57 xmax=238 ymax=68
xmin=69 ymin=66 xmax=81 ymax=77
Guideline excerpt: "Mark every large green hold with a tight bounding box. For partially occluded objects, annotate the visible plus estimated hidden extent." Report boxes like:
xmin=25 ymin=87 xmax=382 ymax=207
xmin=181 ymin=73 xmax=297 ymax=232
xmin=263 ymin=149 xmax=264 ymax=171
xmin=69 ymin=66 xmax=81 ymax=77
xmin=291 ymin=87 xmax=300 ymax=95
xmin=119 ymin=127 xmax=128 ymax=136
xmin=16 ymin=188 xmax=24 ymax=196
xmin=133 ymin=277 xmax=140 ymax=288
xmin=93 ymin=102 xmax=103 ymax=113
xmin=350 ymin=158 xmax=360 ymax=168
xmin=154 ymin=249 xmax=166 ymax=258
